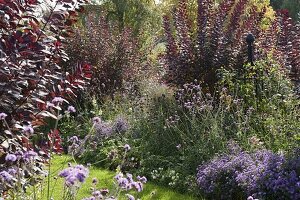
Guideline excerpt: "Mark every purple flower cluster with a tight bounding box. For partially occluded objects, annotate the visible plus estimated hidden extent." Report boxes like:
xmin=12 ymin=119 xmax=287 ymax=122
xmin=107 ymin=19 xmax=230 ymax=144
xmin=93 ymin=117 xmax=113 ymax=139
xmin=114 ymin=173 xmax=147 ymax=192
xmin=59 ymin=164 xmax=89 ymax=186
xmin=5 ymin=154 xmax=17 ymax=162
xmin=112 ymin=117 xmax=129 ymax=134
xmin=23 ymin=150 xmax=38 ymax=162
xmin=196 ymin=148 xmax=300 ymax=199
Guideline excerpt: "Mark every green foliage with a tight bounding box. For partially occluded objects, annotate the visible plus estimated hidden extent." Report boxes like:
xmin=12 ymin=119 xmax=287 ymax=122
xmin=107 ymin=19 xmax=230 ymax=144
xmin=270 ymin=0 xmax=300 ymax=20
xmin=127 ymin=58 xmax=300 ymax=193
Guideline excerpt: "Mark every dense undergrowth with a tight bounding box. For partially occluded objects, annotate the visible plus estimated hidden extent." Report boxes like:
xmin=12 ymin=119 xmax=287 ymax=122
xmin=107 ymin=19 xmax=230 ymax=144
xmin=0 ymin=0 xmax=300 ymax=199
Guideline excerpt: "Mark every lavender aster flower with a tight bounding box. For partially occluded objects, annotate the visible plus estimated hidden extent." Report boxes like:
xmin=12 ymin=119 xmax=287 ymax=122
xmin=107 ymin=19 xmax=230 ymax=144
xmin=5 ymin=153 xmax=17 ymax=162
xmin=0 ymin=113 xmax=7 ymax=120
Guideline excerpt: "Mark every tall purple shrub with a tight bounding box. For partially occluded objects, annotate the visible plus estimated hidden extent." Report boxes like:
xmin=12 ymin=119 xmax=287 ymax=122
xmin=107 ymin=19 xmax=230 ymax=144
xmin=163 ymin=0 xmax=300 ymax=91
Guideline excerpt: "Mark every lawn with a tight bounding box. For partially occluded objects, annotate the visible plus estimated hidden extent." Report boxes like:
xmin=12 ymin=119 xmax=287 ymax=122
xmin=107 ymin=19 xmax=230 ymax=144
xmin=27 ymin=155 xmax=198 ymax=200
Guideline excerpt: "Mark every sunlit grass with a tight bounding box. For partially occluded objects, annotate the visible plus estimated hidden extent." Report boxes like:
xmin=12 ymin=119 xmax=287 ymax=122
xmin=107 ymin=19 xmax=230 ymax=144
xmin=27 ymin=155 xmax=197 ymax=200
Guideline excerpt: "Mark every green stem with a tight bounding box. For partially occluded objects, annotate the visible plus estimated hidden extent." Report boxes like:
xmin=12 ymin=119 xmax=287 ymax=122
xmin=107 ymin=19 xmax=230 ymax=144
xmin=47 ymin=108 xmax=60 ymax=200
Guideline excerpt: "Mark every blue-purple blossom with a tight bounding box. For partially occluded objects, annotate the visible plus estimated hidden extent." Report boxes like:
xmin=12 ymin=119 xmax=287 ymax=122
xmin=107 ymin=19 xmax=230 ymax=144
xmin=94 ymin=121 xmax=113 ymax=138
xmin=132 ymin=181 xmax=143 ymax=192
xmin=23 ymin=150 xmax=38 ymax=162
xmin=5 ymin=153 xmax=17 ymax=162
xmin=67 ymin=105 xmax=76 ymax=113
xmin=59 ymin=165 xmax=89 ymax=186
xmin=114 ymin=173 xmax=145 ymax=193
xmin=0 ymin=113 xmax=7 ymax=120
xmin=0 ymin=171 xmax=14 ymax=182
xmin=7 ymin=168 xmax=17 ymax=175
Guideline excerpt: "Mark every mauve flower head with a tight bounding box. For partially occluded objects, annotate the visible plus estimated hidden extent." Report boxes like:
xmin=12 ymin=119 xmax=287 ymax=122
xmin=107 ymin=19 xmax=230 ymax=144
xmin=0 ymin=171 xmax=14 ymax=182
xmin=126 ymin=173 xmax=134 ymax=183
xmin=112 ymin=117 xmax=129 ymax=133
xmin=23 ymin=125 xmax=34 ymax=134
xmin=67 ymin=105 xmax=76 ymax=113
xmin=52 ymin=97 xmax=65 ymax=104
xmin=0 ymin=113 xmax=7 ymax=120
xmin=125 ymin=194 xmax=135 ymax=200
xmin=5 ymin=153 xmax=17 ymax=162
xmin=59 ymin=164 xmax=89 ymax=186
xmin=23 ymin=150 xmax=38 ymax=162
xmin=132 ymin=181 xmax=143 ymax=192
xmin=92 ymin=117 xmax=102 ymax=124
xmin=124 ymin=144 xmax=131 ymax=152
xmin=94 ymin=121 xmax=113 ymax=138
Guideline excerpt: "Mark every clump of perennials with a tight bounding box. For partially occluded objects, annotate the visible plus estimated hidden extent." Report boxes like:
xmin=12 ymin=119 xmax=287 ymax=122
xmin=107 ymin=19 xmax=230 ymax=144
xmin=196 ymin=144 xmax=300 ymax=200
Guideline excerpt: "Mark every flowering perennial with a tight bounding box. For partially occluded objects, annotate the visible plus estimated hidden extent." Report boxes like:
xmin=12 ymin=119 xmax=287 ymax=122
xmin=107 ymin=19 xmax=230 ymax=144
xmin=197 ymin=149 xmax=300 ymax=199
xmin=59 ymin=165 xmax=89 ymax=186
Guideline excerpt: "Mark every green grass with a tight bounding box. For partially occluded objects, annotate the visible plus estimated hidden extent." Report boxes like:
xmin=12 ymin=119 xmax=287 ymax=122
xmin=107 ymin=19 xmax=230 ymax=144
xmin=27 ymin=155 xmax=198 ymax=200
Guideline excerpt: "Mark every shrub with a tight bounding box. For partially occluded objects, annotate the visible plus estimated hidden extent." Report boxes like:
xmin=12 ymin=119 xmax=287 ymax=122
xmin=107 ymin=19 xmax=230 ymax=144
xmin=0 ymin=0 xmax=89 ymax=196
xmin=65 ymin=10 xmax=141 ymax=100
xmin=163 ymin=0 xmax=300 ymax=91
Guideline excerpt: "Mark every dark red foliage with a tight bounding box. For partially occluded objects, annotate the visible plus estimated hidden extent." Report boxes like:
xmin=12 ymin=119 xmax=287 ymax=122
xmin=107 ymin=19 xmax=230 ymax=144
xmin=0 ymin=0 xmax=89 ymax=166
xmin=163 ymin=0 xmax=300 ymax=91
xmin=65 ymin=10 xmax=140 ymax=100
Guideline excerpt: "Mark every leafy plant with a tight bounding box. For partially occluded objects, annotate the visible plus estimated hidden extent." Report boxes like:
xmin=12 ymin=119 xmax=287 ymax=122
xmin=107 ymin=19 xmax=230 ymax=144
xmin=0 ymin=0 xmax=89 ymax=196
xmin=65 ymin=10 xmax=141 ymax=100
xmin=163 ymin=0 xmax=300 ymax=92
